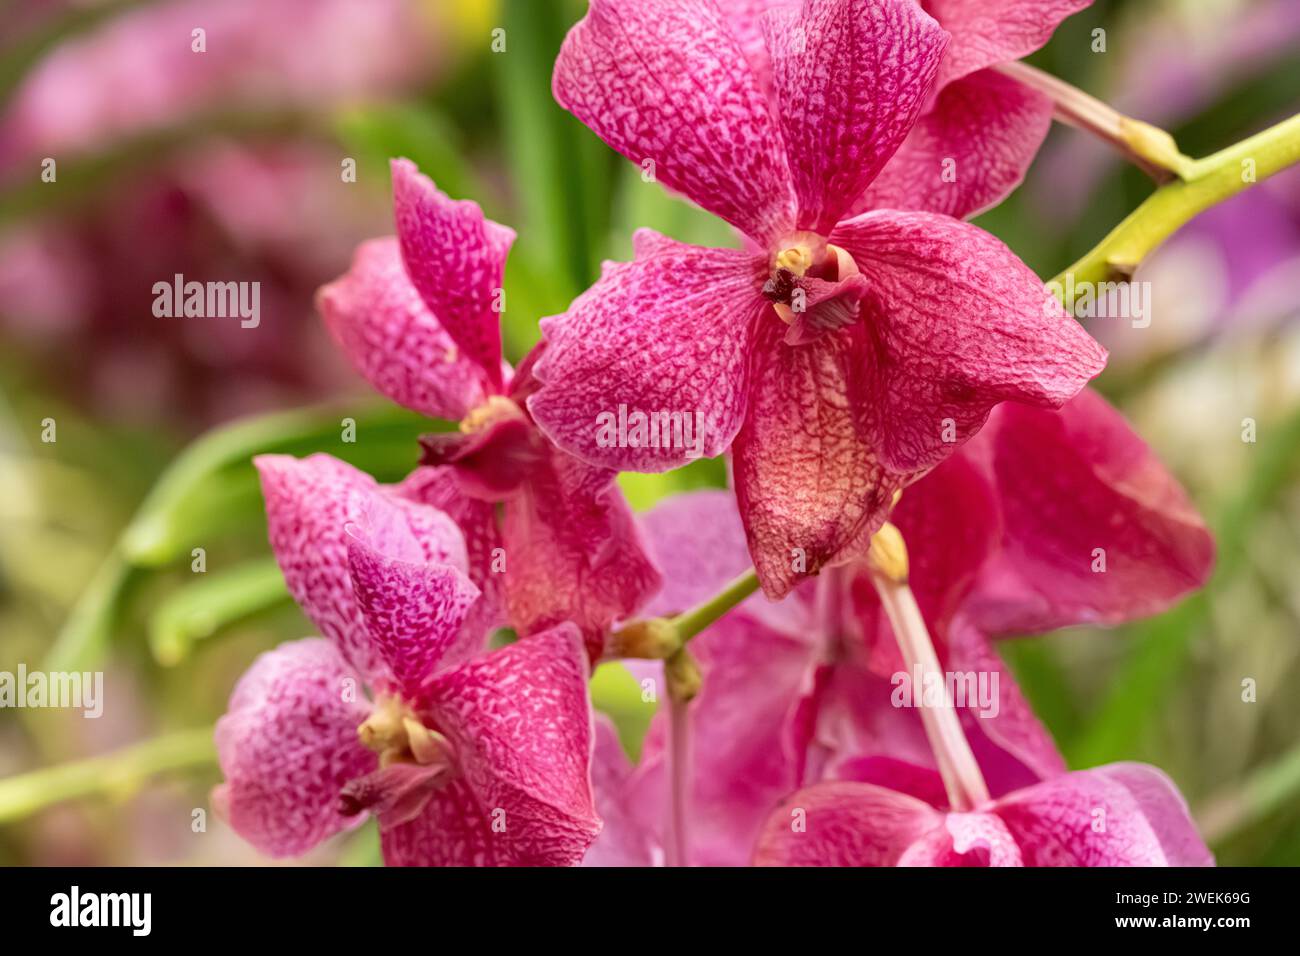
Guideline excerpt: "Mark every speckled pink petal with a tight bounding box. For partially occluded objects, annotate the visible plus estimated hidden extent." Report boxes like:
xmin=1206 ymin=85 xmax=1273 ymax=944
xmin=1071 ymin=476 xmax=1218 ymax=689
xmin=753 ymin=781 xmax=939 ymax=866
xmin=318 ymin=237 xmax=490 ymax=421
xmin=965 ymin=389 xmax=1215 ymax=635
xmin=764 ymin=0 xmax=948 ymax=233
xmin=414 ymin=625 xmax=601 ymax=866
xmin=898 ymin=811 xmax=1024 ymax=866
xmin=391 ymin=159 xmax=513 ymax=390
xmin=214 ymin=638 xmax=375 ymax=858
xmin=993 ymin=763 xmax=1213 ymax=866
xmin=346 ymin=526 xmax=480 ymax=700
xmin=851 ymin=69 xmax=1053 ymax=219
xmin=255 ymin=453 xmax=467 ymax=680
xmin=927 ymin=0 xmax=1092 ymax=88
xmin=530 ymin=231 xmax=768 ymax=473
xmin=553 ymin=0 xmax=795 ymax=246
xmin=502 ymin=447 xmax=662 ymax=660
xmin=395 ymin=465 xmax=507 ymax=645
xmin=733 ymin=320 xmax=897 ymax=598
xmin=831 ymin=209 xmax=1107 ymax=475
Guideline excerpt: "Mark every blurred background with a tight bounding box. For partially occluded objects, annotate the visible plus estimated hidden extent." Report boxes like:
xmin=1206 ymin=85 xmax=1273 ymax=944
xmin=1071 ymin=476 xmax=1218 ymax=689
xmin=0 ymin=0 xmax=1296 ymax=865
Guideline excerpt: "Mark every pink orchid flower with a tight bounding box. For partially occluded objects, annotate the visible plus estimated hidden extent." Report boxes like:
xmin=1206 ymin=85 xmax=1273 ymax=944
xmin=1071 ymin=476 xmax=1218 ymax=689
xmin=752 ymin=763 xmax=1213 ymax=866
xmin=317 ymin=159 xmax=661 ymax=659
xmin=715 ymin=0 xmax=1093 ymax=219
xmin=215 ymin=453 xmax=601 ymax=865
xmin=528 ymin=0 xmax=1107 ymax=598
xmin=589 ymin=389 xmax=1212 ymax=865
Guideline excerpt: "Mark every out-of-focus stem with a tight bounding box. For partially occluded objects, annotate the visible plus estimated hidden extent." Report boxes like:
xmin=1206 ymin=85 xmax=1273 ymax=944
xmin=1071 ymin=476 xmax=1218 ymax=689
xmin=997 ymin=61 xmax=1194 ymax=181
xmin=664 ymin=686 xmax=693 ymax=867
xmin=1050 ymin=110 xmax=1300 ymax=300
xmin=869 ymin=570 xmax=990 ymax=812
xmin=0 ymin=727 xmax=216 ymax=824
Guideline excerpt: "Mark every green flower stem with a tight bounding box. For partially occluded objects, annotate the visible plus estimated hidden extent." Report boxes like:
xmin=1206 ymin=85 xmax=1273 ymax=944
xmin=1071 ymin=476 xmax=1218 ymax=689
xmin=1051 ymin=111 xmax=1300 ymax=297
xmin=670 ymin=570 xmax=760 ymax=645
xmin=0 ymin=728 xmax=216 ymax=825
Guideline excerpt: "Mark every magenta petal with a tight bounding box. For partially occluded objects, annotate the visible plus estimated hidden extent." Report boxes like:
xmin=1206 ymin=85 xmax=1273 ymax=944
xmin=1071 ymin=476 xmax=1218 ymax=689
xmin=553 ymin=0 xmax=795 ymax=246
xmin=502 ymin=448 xmax=662 ymax=660
xmin=415 ymin=625 xmax=601 ymax=865
xmin=993 ymin=764 xmax=1214 ymax=866
xmin=530 ymin=232 xmax=767 ymax=472
xmin=897 ymin=812 xmax=1024 ymax=866
xmin=928 ymin=0 xmax=1092 ymax=88
xmin=391 ymin=159 xmax=513 ymax=390
xmin=346 ymin=526 xmax=481 ymax=700
xmin=851 ymin=70 xmax=1053 ymax=220
xmin=214 ymin=639 xmax=375 ymax=858
xmin=966 ymin=390 xmax=1215 ymax=635
xmin=318 ymin=237 xmax=490 ymax=420
xmin=734 ymin=321 xmax=893 ymax=598
xmin=255 ymin=454 xmax=466 ymax=680
xmin=582 ymin=717 xmax=660 ymax=867
xmin=753 ymin=781 xmax=939 ymax=866
xmin=639 ymin=489 xmax=754 ymax=617
xmin=831 ymin=209 xmax=1107 ymax=474
xmin=765 ymin=0 xmax=948 ymax=233
xmin=396 ymin=465 xmax=507 ymax=645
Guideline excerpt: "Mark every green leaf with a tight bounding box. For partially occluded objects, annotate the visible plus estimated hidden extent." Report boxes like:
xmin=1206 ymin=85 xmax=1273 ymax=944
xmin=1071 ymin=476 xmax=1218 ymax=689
xmin=590 ymin=662 xmax=659 ymax=762
xmin=148 ymin=557 xmax=290 ymax=666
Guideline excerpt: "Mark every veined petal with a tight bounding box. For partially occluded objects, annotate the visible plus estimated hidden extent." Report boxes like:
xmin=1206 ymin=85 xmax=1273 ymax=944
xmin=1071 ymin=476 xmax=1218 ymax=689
xmin=927 ymin=0 xmax=1093 ymax=88
xmin=318 ymin=237 xmax=490 ymax=420
xmin=255 ymin=454 xmax=466 ymax=680
xmin=395 ymin=465 xmax=507 ymax=646
xmin=764 ymin=0 xmax=948 ymax=233
xmin=734 ymin=320 xmax=897 ymax=598
xmin=502 ymin=447 xmax=662 ymax=660
xmin=965 ymin=390 xmax=1215 ymax=635
xmin=850 ymin=69 xmax=1053 ymax=220
xmin=391 ymin=159 xmax=513 ymax=390
xmin=214 ymin=639 xmax=375 ymax=858
xmin=415 ymin=625 xmax=601 ymax=866
xmin=831 ymin=209 xmax=1106 ymax=475
xmin=530 ymin=232 xmax=767 ymax=472
xmin=346 ymin=526 xmax=481 ymax=699
xmin=993 ymin=763 xmax=1213 ymax=866
xmin=753 ymin=781 xmax=939 ymax=866
xmin=553 ymin=0 xmax=795 ymax=246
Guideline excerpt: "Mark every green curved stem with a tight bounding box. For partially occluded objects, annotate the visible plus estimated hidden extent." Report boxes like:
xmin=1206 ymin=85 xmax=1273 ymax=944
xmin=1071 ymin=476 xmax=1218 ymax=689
xmin=0 ymin=727 xmax=216 ymax=824
xmin=669 ymin=570 xmax=760 ymax=645
xmin=1051 ymin=111 xmax=1300 ymax=297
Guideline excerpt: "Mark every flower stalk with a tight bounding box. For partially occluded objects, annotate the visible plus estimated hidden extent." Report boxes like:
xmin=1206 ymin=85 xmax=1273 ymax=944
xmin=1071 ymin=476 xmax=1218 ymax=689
xmin=1051 ymin=110 xmax=1300 ymax=298
xmin=997 ymin=61 xmax=1195 ymax=182
xmin=867 ymin=531 xmax=990 ymax=812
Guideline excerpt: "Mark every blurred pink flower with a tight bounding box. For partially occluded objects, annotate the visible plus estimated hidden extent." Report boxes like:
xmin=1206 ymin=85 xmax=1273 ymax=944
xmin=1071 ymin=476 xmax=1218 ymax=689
xmin=530 ymin=0 xmax=1106 ymax=599
xmin=0 ymin=0 xmax=435 ymax=176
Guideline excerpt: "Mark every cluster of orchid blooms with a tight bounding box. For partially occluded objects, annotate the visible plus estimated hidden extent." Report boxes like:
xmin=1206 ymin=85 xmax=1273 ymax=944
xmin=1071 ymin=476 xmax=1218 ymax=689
xmin=214 ymin=0 xmax=1218 ymax=866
